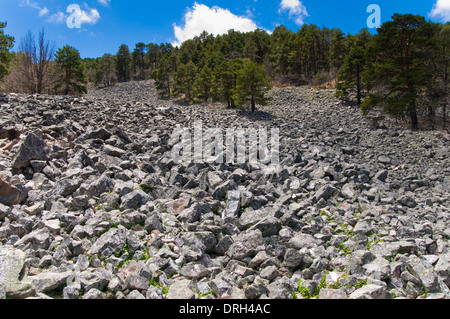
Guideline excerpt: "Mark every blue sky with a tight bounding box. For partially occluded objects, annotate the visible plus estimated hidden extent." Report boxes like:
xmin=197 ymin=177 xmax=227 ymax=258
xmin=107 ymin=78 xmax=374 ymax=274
xmin=0 ymin=0 xmax=449 ymax=58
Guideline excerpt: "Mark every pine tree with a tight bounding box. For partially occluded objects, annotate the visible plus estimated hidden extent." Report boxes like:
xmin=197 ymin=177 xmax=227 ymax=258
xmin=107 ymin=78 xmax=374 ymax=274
xmin=329 ymin=28 xmax=348 ymax=75
xmin=153 ymin=51 xmax=176 ymax=97
xmin=270 ymin=26 xmax=294 ymax=76
xmin=0 ymin=22 xmax=14 ymax=83
xmin=132 ymin=42 xmax=146 ymax=80
xmin=362 ymin=14 xmax=439 ymax=130
xmin=173 ymin=60 xmax=197 ymax=103
xmin=433 ymin=23 xmax=450 ymax=129
xmin=97 ymin=53 xmax=116 ymax=87
xmin=233 ymin=59 xmax=272 ymax=112
xmin=116 ymin=44 xmax=131 ymax=82
xmin=54 ymin=45 xmax=87 ymax=95
xmin=335 ymin=29 xmax=371 ymax=105
xmin=194 ymin=65 xmax=212 ymax=102
xmin=212 ymin=60 xmax=235 ymax=107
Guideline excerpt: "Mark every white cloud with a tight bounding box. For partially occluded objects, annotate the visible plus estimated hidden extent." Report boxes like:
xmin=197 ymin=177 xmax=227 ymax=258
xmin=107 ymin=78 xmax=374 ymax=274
xmin=98 ymin=0 xmax=111 ymax=7
xmin=47 ymin=11 xmax=66 ymax=24
xmin=279 ymin=0 xmax=309 ymax=26
xmin=70 ymin=5 xmax=101 ymax=26
xmin=47 ymin=4 xmax=100 ymax=28
xmin=39 ymin=7 xmax=49 ymax=17
xmin=172 ymin=2 xmax=266 ymax=46
xmin=20 ymin=0 xmax=49 ymax=17
xmin=429 ymin=0 xmax=450 ymax=22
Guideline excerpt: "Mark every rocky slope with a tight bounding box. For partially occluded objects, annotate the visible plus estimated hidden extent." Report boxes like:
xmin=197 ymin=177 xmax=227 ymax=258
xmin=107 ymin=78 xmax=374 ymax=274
xmin=0 ymin=80 xmax=449 ymax=299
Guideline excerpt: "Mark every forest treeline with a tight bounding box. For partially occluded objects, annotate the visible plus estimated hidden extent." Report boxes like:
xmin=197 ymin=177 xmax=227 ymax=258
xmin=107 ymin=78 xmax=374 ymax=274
xmin=0 ymin=14 xmax=449 ymax=130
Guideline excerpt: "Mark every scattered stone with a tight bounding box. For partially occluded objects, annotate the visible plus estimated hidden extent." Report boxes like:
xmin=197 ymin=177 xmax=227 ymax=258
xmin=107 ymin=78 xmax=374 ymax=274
xmin=0 ymin=81 xmax=448 ymax=300
xmin=228 ymin=229 xmax=264 ymax=260
xmin=0 ymin=178 xmax=23 ymax=206
xmin=11 ymin=133 xmax=49 ymax=169
xmin=349 ymin=284 xmax=389 ymax=299
xmin=167 ymin=279 xmax=198 ymax=299
xmin=0 ymin=247 xmax=35 ymax=299
xmin=29 ymin=271 xmax=72 ymax=293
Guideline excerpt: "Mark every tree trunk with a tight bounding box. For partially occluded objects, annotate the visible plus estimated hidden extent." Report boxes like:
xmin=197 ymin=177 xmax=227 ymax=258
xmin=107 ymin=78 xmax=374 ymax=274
xmin=428 ymin=105 xmax=435 ymax=130
xmin=410 ymin=108 xmax=419 ymax=131
xmin=356 ymin=63 xmax=361 ymax=105
xmin=443 ymin=57 xmax=447 ymax=129
xmin=251 ymin=95 xmax=256 ymax=112
xmin=408 ymin=83 xmax=419 ymax=131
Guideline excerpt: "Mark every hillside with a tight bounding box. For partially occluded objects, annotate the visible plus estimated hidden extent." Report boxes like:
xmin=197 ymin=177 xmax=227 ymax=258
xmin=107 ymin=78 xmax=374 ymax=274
xmin=0 ymin=80 xmax=449 ymax=299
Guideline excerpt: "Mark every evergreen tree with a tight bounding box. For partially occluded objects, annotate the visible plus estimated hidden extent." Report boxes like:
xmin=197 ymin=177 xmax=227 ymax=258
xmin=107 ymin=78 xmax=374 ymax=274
xmin=270 ymin=26 xmax=294 ymax=75
xmin=97 ymin=53 xmax=116 ymax=87
xmin=173 ymin=60 xmax=197 ymax=102
xmin=116 ymin=44 xmax=131 ymax=82
xmin=194 ymin=65 xmax=212 ymax=102
xmin=362 ymin=14 xmax=439 ymax=130
xmin=234 ymin=59 xmax=272 ymax=112
xmin=0 ymin=22 xmax=14 ymax=83
xmin=54 ymin=45 xmax=87 ymax=95
xmin=335 ymin=29 xmax=371 ymax=104
xmin=153 ymin=51 xmax=176 ymax=97
xmin=431 ymin=23 xmax=450 ymax=129
xmin=132 ymin=42 xmax=146 ymax=80
xmin=212 ymin=60 xmax=235 ymax=107
xmin=329 ymin=28 xmax=347 ymax=74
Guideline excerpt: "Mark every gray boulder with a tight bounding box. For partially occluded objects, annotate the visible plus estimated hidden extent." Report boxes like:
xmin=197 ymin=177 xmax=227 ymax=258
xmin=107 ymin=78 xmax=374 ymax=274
xmin=88 ymin=227 xmax=127 ymax=257
xmin=12 ymin=133 xmax=49 ymax=169
xmin=0 ymin=247 xmax=35 ymax=299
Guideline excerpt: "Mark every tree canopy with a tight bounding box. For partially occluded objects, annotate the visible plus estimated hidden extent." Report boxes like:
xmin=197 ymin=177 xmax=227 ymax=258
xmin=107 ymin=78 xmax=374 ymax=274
xmin=0 ymin=22 xmax=15 ymax=84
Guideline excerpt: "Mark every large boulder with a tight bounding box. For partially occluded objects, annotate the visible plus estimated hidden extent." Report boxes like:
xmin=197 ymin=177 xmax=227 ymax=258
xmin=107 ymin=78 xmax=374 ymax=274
xmin=0 ymin=178 xmax=23 ymax=206
xmin=11 ymin=133 xmax=49 ymax=169
xmin=0 ymin=247 xmax=35 ymax=299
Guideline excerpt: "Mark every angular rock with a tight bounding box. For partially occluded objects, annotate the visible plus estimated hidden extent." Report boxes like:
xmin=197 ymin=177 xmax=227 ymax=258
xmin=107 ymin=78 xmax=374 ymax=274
xmin=180 ymin=263 xmax=211 ymax=279
xmin=313 ymin=184 xmax=337 ymax=202
xmin=52 ymin=178 xmax=83 ymax=197
xmin=260 ymin=265 xmax=280 ymax=281
xmin=374 ymin=170 xmax=389 ymax=183
xmin=178 ymin=204 xmax=201 ymax=223
xmin=0 ymin=178 xmax=23 ymax=206
xmin=319 ymin=288 xmax=347 ymax=299
xmin=349 ymin=284 xmax=389 ymax=299
xmin=79 ymin=268 xmax=112 ymax=292
xmin=88 ymin=227 xmax=127 ymax=257
xmin=165 ymin=197 xmax=191 ymax=215
xmin=120 ymin=189 xmax=150 ymax=210
xmin=103 ymin=144 xmax=126 ymax=158
xmin=12 ymin=133 xmax=49 ymax=169
xmin=287 ymin=233 xmax=319 ymax=250
xmin=117 ymin=261 xmax=150 ymax=291
xmin=406 ymin=256 xmax=440 ymax=293
xmin=267 ymin=277 xmax=295 ymax=299
xmin=208 ymin=276 xmax=233 ymax=298
xmin=435 ymin=253 xmax=450 ymax=286
xmin=0 ymin=247 xmax=35 ymax=299
xmin=398 ymin=195 xmax=417 ymax=208
xmin=83 ymin=288 xmax=106 ymax=299
xmin=228 ymin=229 xmax=264 ymax=260
xmin=223 ymin=190 xmax=241 ymax=221
xmin=284 ymin=248 xmax=303 ymax=268
xmin=166 ymin=279 xmax=198 ymax=299
xmin=84 ymin=175 xmax=115 ymax=198
xmin=348 ymin=250 xmax=376 ymax=275
xmin=29 ymin=271 xmax=72 ymax=293
xmin=362 ymin=257 xmax=391 ymax=281
xmin=215 ymin=235 xmax=233 ymax=256
xmin=14 ymin=228 xmax=51 ymax=250
xmin=179 ymin=231 xmax=217 ymax=254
